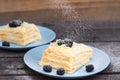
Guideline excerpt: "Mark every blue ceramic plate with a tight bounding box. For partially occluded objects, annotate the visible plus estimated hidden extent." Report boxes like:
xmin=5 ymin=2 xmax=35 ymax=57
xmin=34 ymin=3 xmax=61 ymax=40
xmin=23 ymin=45 xmax=110 ymax=79
xmin=0 ymin=26 xmax=56 ymax=50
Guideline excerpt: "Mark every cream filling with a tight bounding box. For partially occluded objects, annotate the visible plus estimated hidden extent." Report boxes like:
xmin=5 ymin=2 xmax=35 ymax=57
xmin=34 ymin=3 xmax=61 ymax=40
xmin=40 ymin=57 xmax=91 ymax=73
xmin=0 ymin=30 xmax=40 ymax=41
xmin=40 ymin=51 xmax=92 ymax=73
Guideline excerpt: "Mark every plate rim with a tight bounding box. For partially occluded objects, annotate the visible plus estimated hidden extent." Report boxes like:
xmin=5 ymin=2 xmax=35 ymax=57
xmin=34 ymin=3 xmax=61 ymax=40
xmin=23 ymin=44 xmax=111 ymax=79
xmin=0 ymin=25 xmax=56 ymax=50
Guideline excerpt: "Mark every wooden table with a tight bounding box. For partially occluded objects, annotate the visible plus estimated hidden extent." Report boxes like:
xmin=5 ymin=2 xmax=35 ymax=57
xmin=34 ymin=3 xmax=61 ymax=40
xmin=0 ymin=20 xmax=120 ymax=80
xmin=0 ymin=0 xmax=120 ymax=22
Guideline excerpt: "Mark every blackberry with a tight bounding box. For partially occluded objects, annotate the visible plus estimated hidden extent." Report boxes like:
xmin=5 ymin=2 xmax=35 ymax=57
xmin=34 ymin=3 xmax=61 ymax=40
xmin=57 ymin=39 xmax=65 ymax=46
xmin=86 ymin=64 xmax=94 ymax=72
xmin=2 ymin=41 xmax=10 ymax=47
xmin=64 ymin=38 xmax=73 ymax=47
xmin=43 ymin=65 xmax=52 ymax=72
xmin=56 ymin=68 xmax=65 ymax=75
xmin=9 ymin=19 xmax=23 ymax=27
xmin=65 ymin=42 xmax=73 ymax=47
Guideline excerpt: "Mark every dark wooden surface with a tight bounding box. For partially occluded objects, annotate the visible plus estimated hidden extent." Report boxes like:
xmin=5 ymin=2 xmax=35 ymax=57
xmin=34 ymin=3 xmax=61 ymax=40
xmin=0 ymin=20 xmax=120 ymax=80
xmin=0 ymin=0 xmax=119 ymax=12
xmin=0 ymin=0 xmax=120 ymax=21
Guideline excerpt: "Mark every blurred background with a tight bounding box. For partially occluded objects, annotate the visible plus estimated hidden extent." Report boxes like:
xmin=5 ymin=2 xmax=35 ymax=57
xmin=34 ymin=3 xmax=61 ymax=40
xmin=0 ymin=0 xmax=120 ymax=23
xmin=0 ymin=0 xmax=120 ymax=42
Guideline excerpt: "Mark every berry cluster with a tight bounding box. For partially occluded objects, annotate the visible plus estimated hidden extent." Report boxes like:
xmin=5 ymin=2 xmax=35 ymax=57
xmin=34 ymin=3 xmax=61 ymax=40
xmin=9 ymin=19 xmax=23 ymax=27
xmin=57 ymin=38 xmax=73 ymax=47
xmin=43 ymin=65 xmax=65 ymax=75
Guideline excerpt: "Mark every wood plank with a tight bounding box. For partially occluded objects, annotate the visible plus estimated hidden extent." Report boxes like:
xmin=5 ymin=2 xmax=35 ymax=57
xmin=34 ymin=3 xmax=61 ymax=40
xmin=0 ymin=0 xmax=119 ymax=21
xmin=68 ymin=0 xmax=120 ymax=2
xmin=0 ymin=8 xmax=120 ymax=24
xmin=0 ymin=74 xmax=120 ymax=80
xmin=43 ymin=21 xmax=120 ymax=42
xmin=0 ymin=50 xmax=26 ymax=57
xmin=0 ymin=0 xmax=119 ymax=12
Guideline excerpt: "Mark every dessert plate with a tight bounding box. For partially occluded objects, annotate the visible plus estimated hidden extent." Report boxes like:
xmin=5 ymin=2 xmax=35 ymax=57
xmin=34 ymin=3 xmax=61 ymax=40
xmin=0 ymin=26 xmax=56 ymax=50
xmin=23 ymin=45 xmax=110 ymax=79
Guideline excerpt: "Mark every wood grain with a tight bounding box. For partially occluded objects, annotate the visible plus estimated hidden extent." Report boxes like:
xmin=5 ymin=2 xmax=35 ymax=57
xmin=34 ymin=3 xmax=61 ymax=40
xmin=0 ymin=0 xmax=119 ymax=21
xmin=0 ymin=74 xmax=118 ymax=80
xmin=0 ymin=0 xmax=120 ymax=12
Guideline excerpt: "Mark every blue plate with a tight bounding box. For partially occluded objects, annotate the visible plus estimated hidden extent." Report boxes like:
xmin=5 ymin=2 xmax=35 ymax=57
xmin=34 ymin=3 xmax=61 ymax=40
xmin=0 ymin=26 xmax=56 ymax=50
xmin=23 ymin=45 xmax=110 ymax=79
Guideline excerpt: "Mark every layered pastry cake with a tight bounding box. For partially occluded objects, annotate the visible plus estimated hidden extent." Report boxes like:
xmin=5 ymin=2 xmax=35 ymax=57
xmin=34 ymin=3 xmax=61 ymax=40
xmin=0 ymin=20 xmax=41 ymax=46
xmin=39 ymin=39 xmax=92 ymax=74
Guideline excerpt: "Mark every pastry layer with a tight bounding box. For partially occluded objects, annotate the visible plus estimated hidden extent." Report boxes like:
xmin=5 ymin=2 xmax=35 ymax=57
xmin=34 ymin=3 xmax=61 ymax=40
xmin=0 ymin=22 xmax=41 ymax=45
xmin=39 ymin=42 xmax=92 ymax=73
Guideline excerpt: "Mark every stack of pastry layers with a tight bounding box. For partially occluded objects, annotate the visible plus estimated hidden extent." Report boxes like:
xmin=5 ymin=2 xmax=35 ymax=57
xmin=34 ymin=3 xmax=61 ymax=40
xmin=0 ymin=22 xmax=41 ymax=45
xmin=39 ymin=42 xmax=92 ymax=73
